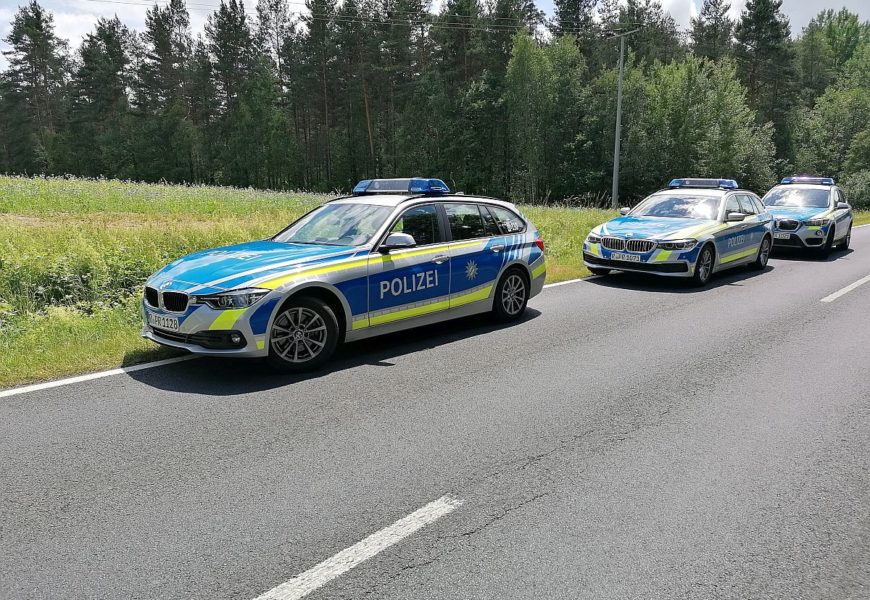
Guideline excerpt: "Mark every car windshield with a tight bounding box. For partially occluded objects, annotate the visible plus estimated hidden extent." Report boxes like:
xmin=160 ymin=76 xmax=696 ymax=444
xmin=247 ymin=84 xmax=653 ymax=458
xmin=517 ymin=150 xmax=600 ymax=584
xmin=763 ymin=187 xmax=830 ymax=209
xmin=631 ymin=194 xmax=721 ymax=220
xmin=273 ymin=203 xmax=393 ymax=246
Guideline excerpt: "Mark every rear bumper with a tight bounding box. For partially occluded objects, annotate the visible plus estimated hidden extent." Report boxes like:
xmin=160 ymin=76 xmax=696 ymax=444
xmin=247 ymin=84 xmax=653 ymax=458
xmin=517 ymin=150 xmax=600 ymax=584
xmin=583 ymin=252 xmax=692 ymax=277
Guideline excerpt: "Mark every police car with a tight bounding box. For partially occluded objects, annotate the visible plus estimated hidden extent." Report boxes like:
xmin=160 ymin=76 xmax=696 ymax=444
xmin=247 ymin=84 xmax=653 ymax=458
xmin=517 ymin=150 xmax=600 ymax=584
xmin=141 ymin=178 xmax=546 ymax=371
xmin=762 ymin=176 xmax=853 ymax=255
xmin=583 ymin=178 xmax=773 ymax=286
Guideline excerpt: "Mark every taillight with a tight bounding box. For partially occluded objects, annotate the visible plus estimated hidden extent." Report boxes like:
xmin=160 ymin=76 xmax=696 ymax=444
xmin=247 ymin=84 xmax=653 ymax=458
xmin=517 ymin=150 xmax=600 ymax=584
xmin=534 ymin=232 xmax=545 ymax=253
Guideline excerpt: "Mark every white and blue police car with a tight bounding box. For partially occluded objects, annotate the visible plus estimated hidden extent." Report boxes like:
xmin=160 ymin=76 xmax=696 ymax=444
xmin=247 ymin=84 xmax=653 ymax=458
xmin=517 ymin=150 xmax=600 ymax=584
xmin=583 ymin=178 xmax=773 ymax=286
xmin=762 ymin=176 xmax=853 ymax=255
xmin=142 ymin=178 xmax=546 ymax=371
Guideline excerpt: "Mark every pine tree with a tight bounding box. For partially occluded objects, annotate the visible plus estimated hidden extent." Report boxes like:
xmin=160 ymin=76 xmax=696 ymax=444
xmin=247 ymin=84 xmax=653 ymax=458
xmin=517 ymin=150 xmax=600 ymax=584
xmin=0 ymin=1 xmax=69 ymax=173
xmin=734 ymin=0 xmax=795 ymax=158
xmin=552 ymin=0 xmax=595 ymax=38
xmin=67 ymin=17 xmax=132 ymax=176
xmin=690 ymin=0 xmax=734 ymax=61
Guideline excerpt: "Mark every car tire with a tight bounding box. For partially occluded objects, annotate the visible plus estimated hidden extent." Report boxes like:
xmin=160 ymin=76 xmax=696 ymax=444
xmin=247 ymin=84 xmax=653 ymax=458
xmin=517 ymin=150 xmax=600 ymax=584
xmin=818 ymin=228 xmax=835 ymax=258
xmin=266 ymin=296 xmax=339 ymax=372
xmin=691 ymin=244 xmax=714 ymax=287
xmin=493 ymin=268 xmax=529 ymax=322
xmin=749 ymin=236 xmax=771 ymax=271
xmin=589 ymin=267 xmax=611 ymax=276
xmin=836 ymin=225 xmax=851 ymax=251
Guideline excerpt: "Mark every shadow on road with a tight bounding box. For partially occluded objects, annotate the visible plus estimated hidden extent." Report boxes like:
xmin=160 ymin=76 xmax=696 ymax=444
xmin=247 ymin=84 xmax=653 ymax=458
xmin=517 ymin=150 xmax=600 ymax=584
xmin=586 ymin=263 xmax=774 ymax=294
xmin=770 ymin=247 xmax=854 ymax=262
xmin=125 ymin=309 xmax=541 ymax=395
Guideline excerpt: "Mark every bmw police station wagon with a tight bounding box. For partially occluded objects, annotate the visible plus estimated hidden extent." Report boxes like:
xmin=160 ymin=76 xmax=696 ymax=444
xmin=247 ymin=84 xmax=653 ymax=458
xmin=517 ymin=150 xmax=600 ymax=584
xmin=762 ymin=176 xmax=853 ymax=255
xmin=142 ymin=178 xmax=546 ymax=371
xmin=583 ymin=178 xmax=773 ymax=286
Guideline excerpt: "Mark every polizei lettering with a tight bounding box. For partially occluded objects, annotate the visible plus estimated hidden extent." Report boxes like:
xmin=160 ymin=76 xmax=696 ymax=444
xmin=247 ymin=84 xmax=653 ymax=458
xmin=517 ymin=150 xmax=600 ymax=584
xmin=380 ymin=270 xmax=440 ymax=299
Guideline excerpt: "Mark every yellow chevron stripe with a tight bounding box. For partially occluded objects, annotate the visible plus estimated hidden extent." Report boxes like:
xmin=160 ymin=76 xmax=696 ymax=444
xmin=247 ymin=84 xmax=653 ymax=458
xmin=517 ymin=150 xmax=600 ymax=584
xmin=654 ymin=250 xmax=673 ymax=262
xmin=209 ymin=308 xmax=246 ymax=330
xmin=720 ymin=246 xmax=757 ymax=264
xmin=532 ymin=261 xmax=546 ymax=278
xmin=368 ymin=298 xmax=451 ymax=326
xmin=450 ymin=285 xmax=493 ymax=308
xmin=587 ymin=243 xmax=602 ymax=257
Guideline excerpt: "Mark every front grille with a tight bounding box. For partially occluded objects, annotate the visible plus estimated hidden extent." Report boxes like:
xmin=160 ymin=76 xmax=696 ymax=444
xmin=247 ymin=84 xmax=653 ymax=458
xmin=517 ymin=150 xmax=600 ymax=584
xmin=144 ymin=286 xmax=159 ymax=307
xmin=584 ymin=252 xmax=689 ymax=273
xmin=601 ymin=237 xmax=625 ymax=251
xmin=625 ymin=239 xmax=656 ymax=253
xmin=776 ymin=219 xmax=799 ymax=231
xmin=162 ymin=291 xmax=189 ymax=312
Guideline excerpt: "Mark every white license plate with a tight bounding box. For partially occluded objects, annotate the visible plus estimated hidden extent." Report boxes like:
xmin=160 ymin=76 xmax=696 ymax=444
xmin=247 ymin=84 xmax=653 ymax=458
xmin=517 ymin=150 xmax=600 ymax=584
xmin=610 ymin=252 xmax=642 ymax=263
xmin=774 ymin=232 xmax=791 ymax=240
xmin=147 ymin=312 xmax=180 ymax=331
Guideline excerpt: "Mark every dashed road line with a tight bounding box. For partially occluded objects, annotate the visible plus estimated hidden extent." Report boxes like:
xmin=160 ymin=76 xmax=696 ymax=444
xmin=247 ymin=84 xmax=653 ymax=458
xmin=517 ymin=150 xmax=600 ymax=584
xmin=251 ymin=495 xmax=463 ymax=600
xmin=821 ymin=273 xmax=870 ymax=303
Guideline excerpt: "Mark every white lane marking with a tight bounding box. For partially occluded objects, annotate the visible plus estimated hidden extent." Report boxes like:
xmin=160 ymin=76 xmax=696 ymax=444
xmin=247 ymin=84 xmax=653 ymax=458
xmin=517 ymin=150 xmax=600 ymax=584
xmin=821 ymin=273 xmax=870 ymax=303
xmin=543 ymin=277 xmax=588 ymax=288
xmin=854 ymin=223 xmax=869 ymax=228
xmin=252 ymin=495 xmax=463 ymax=600
xmin=0 ymin=355 xmax=197 ymax=399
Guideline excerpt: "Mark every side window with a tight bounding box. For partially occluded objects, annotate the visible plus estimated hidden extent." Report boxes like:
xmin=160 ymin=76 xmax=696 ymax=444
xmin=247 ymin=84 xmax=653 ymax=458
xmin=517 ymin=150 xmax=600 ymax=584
xmin=751 ymin=197 xmax=766 ymax=213
xmin=445 ymin=203 xmax=487 ymax=240
xmin=480 ymin=205 xmax=501 ymax=236
xmin=837 ymin=189 xmax=847 ymax=205
xmin=389 ymin=204 xmax=443 ymax=246
xmin=738 ymin=195 xmax=756 ymax=214
xmin=724 ymin=196 xmax=741 ymax=217
xmin=489 ymin=206 xmax=526 ymax=234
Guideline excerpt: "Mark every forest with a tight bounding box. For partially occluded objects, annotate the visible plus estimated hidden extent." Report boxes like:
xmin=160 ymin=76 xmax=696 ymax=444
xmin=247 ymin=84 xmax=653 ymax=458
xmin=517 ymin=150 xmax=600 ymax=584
xmin=0 ymin=0 xmax=868 ymax=204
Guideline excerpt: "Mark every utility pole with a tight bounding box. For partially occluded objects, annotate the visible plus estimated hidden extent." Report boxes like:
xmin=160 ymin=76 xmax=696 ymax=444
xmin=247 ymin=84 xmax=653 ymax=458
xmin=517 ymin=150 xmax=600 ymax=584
xmin=609 ymin=28 xmax=640 ymax=209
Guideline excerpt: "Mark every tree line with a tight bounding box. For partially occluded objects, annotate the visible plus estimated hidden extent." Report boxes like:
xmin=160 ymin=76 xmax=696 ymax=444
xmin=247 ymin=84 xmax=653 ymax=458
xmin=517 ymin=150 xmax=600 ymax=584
xmin=0 ymin=0 xmax=868 ymax=204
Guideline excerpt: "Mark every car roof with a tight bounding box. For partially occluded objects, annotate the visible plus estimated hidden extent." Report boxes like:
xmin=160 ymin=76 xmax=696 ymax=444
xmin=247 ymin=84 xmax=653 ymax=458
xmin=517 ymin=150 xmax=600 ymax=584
xmin=652 ymin=188 xmax=731 ymax=197
xmin=329 ymin=194 xmax=520 ymax=210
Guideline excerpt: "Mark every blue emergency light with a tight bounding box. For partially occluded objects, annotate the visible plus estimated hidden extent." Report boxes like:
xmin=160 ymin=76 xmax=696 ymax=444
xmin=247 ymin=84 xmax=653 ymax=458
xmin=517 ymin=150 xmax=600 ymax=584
xmin=668 ymin=178 xmax=739 ymax=190
xmin=352 ymin=178 xmax=451 ymax=195
xmin=780 ymin=176 xmax=835 ymax=185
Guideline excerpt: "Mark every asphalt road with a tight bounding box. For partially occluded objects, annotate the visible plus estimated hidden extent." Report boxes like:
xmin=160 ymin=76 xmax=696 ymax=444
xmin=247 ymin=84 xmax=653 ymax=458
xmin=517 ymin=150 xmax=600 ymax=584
xmin=2 ymin=228 xmax=869 ymax=600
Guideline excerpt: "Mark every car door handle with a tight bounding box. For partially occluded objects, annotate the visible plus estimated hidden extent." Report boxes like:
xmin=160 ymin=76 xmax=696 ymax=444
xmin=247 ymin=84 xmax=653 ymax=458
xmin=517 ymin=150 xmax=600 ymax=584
xmin=491 ymin=245 xmax=505 ymax=253
xmin=431 ymin=255 xmax=449 ymax=265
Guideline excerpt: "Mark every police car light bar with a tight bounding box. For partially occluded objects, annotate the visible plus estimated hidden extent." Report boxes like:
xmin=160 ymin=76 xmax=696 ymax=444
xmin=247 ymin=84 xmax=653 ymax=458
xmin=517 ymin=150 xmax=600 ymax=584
xmin=780 ymin=176 xmax=835 ymax=185
xmin=353 ymin=178 xmax=451 ymax=195
xmin=668 ymin=178 xmax=739 ymax=190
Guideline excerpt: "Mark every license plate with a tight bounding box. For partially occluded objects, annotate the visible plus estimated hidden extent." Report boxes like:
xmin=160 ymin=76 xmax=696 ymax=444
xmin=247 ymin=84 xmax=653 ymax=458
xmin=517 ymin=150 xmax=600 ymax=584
xmin=147 ymin=312 xmax=180 ymax=331
xmin=774 ymin=232 xmax=791 ymax=240
xmin=610 ymin=252 xmax=641 ymax=263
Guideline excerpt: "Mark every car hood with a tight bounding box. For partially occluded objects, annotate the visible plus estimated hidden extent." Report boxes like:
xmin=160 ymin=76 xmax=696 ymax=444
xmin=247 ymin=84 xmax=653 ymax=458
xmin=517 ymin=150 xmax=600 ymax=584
xmin=593 ymin=216 xmax=718 ymax=240
xmin=147 ymin=240 xmax=361 ymax=294
xmin=765 ymin=206 xmax=830 ymax=221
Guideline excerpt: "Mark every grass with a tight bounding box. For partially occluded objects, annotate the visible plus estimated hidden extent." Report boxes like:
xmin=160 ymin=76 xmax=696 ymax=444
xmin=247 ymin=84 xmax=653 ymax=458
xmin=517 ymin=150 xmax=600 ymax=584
xmin=0 ymin=176 xmax=615 ymax=388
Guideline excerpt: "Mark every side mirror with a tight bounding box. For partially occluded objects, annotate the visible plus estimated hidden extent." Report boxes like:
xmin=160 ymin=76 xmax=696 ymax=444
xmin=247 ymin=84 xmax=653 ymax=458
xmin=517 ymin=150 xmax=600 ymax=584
xmin=836 ymin=202 xmax=849 ymax=210
xmin=725 ymin=212 xmax=747 ymax=222
xmin=379 ymin=232 xmax=416 ymax=253
xmin=619 ymin=207 xmax=630 ymax=215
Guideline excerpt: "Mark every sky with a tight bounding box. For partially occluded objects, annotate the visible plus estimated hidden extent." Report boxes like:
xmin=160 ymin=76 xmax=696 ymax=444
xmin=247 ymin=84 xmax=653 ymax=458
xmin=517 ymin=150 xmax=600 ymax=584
xmin=0 ymin=0 xmax=867 ymax=70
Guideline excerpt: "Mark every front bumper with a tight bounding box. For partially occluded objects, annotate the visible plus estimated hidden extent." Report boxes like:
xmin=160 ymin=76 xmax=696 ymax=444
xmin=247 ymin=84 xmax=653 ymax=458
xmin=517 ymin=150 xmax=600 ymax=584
xmin=772 ymin=225 xmax=829 ymax=248
xmin=140 ymin=297 xmax=274 ymax=357
xmin=582 ymin=242 xmax=698 ymax=278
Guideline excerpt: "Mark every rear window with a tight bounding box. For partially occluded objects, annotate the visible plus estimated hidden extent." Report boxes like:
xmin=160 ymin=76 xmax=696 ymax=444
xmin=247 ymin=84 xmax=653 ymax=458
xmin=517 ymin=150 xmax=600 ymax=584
xmin=445 ymin=204 xmax=487 ymax=240
xmin=489 ymin=206 xmax=526 ymax=233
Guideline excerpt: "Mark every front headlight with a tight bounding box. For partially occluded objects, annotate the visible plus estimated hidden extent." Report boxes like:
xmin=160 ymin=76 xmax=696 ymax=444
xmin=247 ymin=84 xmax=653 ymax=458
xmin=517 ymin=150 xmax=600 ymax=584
xmin=657 ymin=239 xmax=697 ymax=251
xmin=803 ymin=218 xmax=830 ymax=227
xmin=195 ymin=288 xmax=269 ymax=310
xmin=586 ymin=233 xmax=602 ymax=244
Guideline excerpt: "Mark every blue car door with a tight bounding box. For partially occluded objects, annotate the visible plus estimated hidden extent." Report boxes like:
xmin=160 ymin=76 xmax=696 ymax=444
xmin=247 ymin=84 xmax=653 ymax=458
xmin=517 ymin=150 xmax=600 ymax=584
xmin=366 ymin=203 xmax=452 ymax=328
xmin=443 ymin=202 xmax=505 ymax=308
